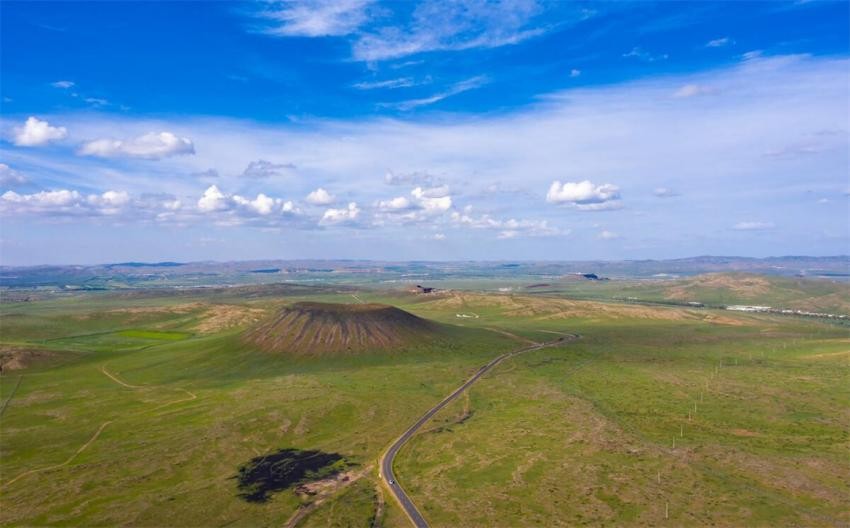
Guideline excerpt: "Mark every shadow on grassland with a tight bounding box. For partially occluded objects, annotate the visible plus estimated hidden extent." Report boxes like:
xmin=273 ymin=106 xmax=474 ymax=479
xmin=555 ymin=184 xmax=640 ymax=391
xmin=235 ymin=448 xmax=350 ymax=503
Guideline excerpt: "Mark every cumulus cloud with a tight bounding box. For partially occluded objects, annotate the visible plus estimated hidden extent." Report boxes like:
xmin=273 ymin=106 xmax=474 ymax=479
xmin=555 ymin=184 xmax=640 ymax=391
xmin=197 ymin=185 xmax=300 ymax=218
xmin=13 ymin=117 xmax=68 ymax=146
xmin=733 ymin=221 xmax=775 ymax=231
xmin=598 ymin=230 xmax=619 ymax=239
xmin=411 ymin=185 xmax=452 ymax=212
xmin=79 ymin=132 xmax=194 ymax=159
xmin=0 ymin=189 xmax=131 ymax=216
xmin=51 ymin=80 xmax=75 ymax=89
xmin=233 ymin=193 xmax=278 ymax=215
xmin=376 ymin=195 xmax=412 ymax=211
xmin=0 ymin=164 xmax=28 ymax=186
xmin=546 ymin=180 xmax=621 ymax=210
xmin=321 ymin=202 xmax=360 ymax=225
xmin=570 ymin=68 xmax=581 ymax=78
xmin=197 ymin=185 xmax=229 ymax=212
xmin=451 ymin=210 xmax=560 ymax=239
xmin=241 ymin=159 xmax=295 ymax=178
xmin=373 ymin=185 xmax=452 ymax=226
xmin=305 ymin=187 xmax=336 ymax=205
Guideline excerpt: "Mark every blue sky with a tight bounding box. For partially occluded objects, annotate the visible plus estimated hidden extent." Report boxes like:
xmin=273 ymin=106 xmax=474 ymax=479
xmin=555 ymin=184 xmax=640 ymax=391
xmin=0 ymin=0 xmax=848 ymax=265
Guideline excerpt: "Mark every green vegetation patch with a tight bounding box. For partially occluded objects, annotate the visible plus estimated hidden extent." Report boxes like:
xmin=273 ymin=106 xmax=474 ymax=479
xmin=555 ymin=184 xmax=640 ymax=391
xmin=116 ymin=329 xmax=191 ymax=341
xmin=235 ymin=448 xmax=350 ymax=503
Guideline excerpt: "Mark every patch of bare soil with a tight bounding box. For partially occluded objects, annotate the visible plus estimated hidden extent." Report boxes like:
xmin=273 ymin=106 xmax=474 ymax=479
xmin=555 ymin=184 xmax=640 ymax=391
xmin=665 ymin=273 xmax=773 ymax=300
xmin=803 ymin=350 xmax=850 ymax=360
xmin=192 ymin=305 xmax=268 ymax=334
xmin=700 ymin=313 xmax=746 ymax=326
xmin=0 ymin=346 xmax=54 ymax=372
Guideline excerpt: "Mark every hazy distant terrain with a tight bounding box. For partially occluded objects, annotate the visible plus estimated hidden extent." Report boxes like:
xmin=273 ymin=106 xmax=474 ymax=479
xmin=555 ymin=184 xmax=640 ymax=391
xmin=2 ymin=256 xmax=847 ymax=290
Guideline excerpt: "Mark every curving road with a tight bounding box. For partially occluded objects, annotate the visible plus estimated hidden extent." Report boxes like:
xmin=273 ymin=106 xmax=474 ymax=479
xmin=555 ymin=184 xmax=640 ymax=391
xmin=379 ymin=332 xmax=579 ymax=528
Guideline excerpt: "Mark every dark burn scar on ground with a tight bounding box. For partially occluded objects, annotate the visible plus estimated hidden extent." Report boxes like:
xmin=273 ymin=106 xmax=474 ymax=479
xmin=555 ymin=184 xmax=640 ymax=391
xmin=235 ymin=448 xmax=349 ymax=503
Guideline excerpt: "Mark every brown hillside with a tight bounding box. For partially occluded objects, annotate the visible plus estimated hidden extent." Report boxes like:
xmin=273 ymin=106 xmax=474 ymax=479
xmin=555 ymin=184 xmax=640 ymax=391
xmin=243 ymin=302 xmax=440 ymax=354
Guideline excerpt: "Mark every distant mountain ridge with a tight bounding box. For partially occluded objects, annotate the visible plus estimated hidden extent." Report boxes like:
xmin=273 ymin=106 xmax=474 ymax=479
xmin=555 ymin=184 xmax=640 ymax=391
xmin=1 ymin=256 xmax=847 ymax=290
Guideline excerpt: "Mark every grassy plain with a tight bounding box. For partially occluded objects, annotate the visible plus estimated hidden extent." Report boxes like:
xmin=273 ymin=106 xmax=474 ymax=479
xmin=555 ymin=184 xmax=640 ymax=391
xmin=0 ymin=283 xmax=847 ymax=527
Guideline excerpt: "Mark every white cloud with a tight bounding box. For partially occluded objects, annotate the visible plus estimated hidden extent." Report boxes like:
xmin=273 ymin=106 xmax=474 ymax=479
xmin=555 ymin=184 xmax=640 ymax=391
xmin=10 ymin=54 xmax=846 ymax=254
xmin=411 ymin=185 xmax=452 ymax=212
xmin=306 ymin=187 xmax=336 ymax=205
xmin=321 ymin=202 xmax=360 ymax=225
xmin=546 ymin=180 xmax=621 ymax=210
xmin=79 ymin=131 xmax=194 ymax=159
xmin=1 ymin=189 xmax=131 ymax=216
xmin=673 ymin=84 xmax=715 ymax=98
xmin=13 ymin=117 xmax=68 ymax=146
xmin=377 ymin=195 xmax=412 ymax=211
xmin=570 ymin=69 xmax=581 ymax=78
xmin=86 ymin=190 xmax=130 ymax=214
xmin=351 ymin=0 xmax=546 ymax=61
xmin=233 ymin=193 xmax=277 ymax=215
xmin=254 ymin=0 xmax=557 ymax=62
xmin=0 ymin=164 xmax=28 ymax=186
xmin=733 ymin=221 xmax=775 ymax=231
xmin=431 ymin=233 xmax=446 ymax=240
xmin=197 ymin=185 xmax=229 ymax=212
xmin=387 ymin=75 xmax=489 ymax=110
xmin=598 ymin=230 xmax=619 ymax=240
xmin=257 ymin=0 xmax=374 ymax=37
xmin=353 ymin=77 xmax=417 ymax=90
xmin=84 ymin=97 xmax=110 ymax=107
xmin=706 ymin=37 xmax=732 ymax=48
xmin=623 ymin=47 xmax=668 ymax=62
xmin=51 ymin=80 xmax=75 ymax=89
xmin=451 ymin=211 xmax=560 ymax=238
xmin=197 ymin=185 xmax=301 ymax=219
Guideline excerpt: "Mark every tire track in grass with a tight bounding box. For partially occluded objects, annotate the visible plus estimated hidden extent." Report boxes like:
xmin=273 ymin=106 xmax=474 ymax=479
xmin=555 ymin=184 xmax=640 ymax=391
xmin=100 ymin=365 xmax=145 ymax=389
xmin=2 ymin=365 xmax=199 ymax=489
xmin=0 ymin=375 xmax=23 ymax=417
xmin=1 ymin=421 xmax=113 ymax=488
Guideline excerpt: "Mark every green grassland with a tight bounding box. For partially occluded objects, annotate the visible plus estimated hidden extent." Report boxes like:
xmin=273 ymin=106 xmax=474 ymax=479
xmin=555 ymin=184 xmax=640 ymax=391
xmin=1 ymin=284 xmax=848 ymax=527
xmin=510 ymin=273 xmax=850 ymax=315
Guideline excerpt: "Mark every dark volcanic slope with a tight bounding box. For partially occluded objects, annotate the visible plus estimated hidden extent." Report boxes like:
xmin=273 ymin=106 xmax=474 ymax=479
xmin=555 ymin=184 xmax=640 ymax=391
xmin=243 ymin=302 xmax=439 ymax=354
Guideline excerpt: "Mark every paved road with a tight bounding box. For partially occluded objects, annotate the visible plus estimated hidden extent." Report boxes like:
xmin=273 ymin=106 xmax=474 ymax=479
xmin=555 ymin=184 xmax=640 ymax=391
xmin=379 ymin=332 xmax=579 ymax=528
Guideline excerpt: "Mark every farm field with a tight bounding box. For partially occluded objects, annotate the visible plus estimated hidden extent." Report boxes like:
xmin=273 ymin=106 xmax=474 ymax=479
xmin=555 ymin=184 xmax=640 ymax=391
xmin=0 ymin=282 xmax=848 ymax=527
